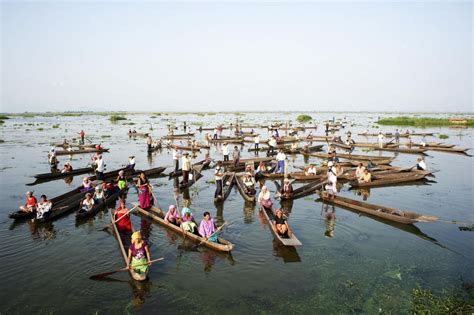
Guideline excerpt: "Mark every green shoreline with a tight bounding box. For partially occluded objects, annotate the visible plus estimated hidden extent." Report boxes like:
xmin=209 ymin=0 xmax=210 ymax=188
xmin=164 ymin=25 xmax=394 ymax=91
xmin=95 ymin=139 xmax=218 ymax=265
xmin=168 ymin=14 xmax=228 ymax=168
xmin=377 ymin=116 xmax=474 ymax=127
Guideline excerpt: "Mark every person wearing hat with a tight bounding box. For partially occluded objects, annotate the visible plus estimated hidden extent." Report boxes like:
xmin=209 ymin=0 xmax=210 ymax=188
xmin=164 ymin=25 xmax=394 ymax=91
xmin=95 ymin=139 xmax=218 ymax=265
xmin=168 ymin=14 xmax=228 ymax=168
xmin=127 ymin=231 xmax=152 ymax=274
xmin=214 ymin=161 xmax=224 ymax=199
xmin=116 ymin=170 xmax=127 ymax=190
xmin=181 ymin=152 xmax=191 ymax=186
xmin=96 ymin=154 xmax=105 ymax=180
xmin=127 ymin=156 xmax=136 ymax=170
xmin=19 ymin=191 xmax=37 ymax=213
xmin=80 ymin=192 xmax=95 ymax=212
xmin=222 ymin=143 xmax=229 ymax=162
xmin=281 ymin=178 xmax=294 ymax=199
xmin=242 ymin=171 xmax=256 ymax=196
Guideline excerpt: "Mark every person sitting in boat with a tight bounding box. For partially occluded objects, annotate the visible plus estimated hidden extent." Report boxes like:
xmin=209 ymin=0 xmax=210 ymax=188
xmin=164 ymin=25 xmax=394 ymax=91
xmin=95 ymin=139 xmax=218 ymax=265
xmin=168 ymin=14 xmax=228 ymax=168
xmin=242 ymin=172 xmax=256 ymax=196
xmin=36 ymin=194 xmax=52 ymax=220
xmin=335 ymin=164 xmax=344 ymax=177
xmin=137 ymin=172 xmax=152 ymax=209
xmin=127 ymin=231 xmax=152 ymax=275
xmin=61 ymin=162 xmax=73 ymax=173
xmin=355 ymin=163 xmax=366 ymax=181
xmin=114 ymin=200 xmax=132 ymax=233
xmin=268 ymin=136 xmax=277 ymax=155
xmin=164 ymin=204 xmax=181 ymax=226
xmin=281 ymin=178 xmax=293 ymax=199
xmin=359 ymin=169 xmax=372 ymax=183
xmin=81 ymin=176 xmax=93 ymax=193
xmin=62 ymin=138 xmax=69 ymax=146
xmin=117 ymin=170 xmax=127 ymax=190
xmin=199 ymin=212 xmax=218 ymax=242
xmin=305 ymin=164 xmax=317 ymax=175
xmin=80 ymin=193 xmax=95 ymax=212
xmin=328 ymin=152 xmax=339 ymax=163
xmin=420 ymin=137 xmax=427 ymax=147
xmin=93 ymin=185 xmax=105 ymax=203
xmin=367 ymin=160 xmax=375 ymax=170
xmin=258 ymin=185 xmax=273 ymax=210
xmin=127 ymin=155 xmax=136 ymax=170
xmin=19 ymin=191 xmax=37 ymax=213
xmin=273 ymin=209 xmax=292 ymax=238
xmin=416 ymin=157 xmax=426 ymax=170
xmin=181 ymin=211 xmax=198 ymax=234
xmin=146 ymin=134 xmax=152 ymax=151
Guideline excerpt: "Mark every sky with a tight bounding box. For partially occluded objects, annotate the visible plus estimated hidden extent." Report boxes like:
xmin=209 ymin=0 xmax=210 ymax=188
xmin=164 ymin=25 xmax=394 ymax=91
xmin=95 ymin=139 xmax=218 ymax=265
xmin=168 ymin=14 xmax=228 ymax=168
xmin=1 ymin=1 xmax=472 ymax=113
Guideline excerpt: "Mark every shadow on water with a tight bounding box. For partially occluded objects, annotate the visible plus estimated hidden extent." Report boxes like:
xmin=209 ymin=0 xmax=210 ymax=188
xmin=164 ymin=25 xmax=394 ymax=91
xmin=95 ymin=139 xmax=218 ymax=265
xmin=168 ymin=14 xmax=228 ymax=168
xmin=272 ymin=239 xmax=301 ymax=263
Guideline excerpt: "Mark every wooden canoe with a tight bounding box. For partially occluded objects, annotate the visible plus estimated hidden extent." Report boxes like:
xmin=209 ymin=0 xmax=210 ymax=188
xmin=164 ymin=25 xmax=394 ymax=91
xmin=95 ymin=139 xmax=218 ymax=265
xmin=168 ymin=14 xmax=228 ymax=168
xmin=349 ymin=173 xmax=429 ymax=188
xmin=134 ymin=204 xmax=234 ymax=252
xmin=111 ymin=212 xmax=147 ymax=281
xmin=76 ymin=188 xmax=128 ymax=219
xmin=422 ymin=146 xmax=470 ymax=154
xmin=310 ymin=152 xmax=394 ymax=162
xmin=55 ymin=148 xmax=109 ymax=156
xmin=275 ymin=179 xmax=326 ymax=200
xmin=34 ymin=167 xmax=94 ymax=180
xmin=373 ymin=147 xmax=429 ymax=154
xmin=318 ymin=192 xmax=438 ymax=224
xmin=214 ymin=172 xmax=236 ymax=203
xmin=162 ymin=133 xmax=195 ymax=139
xmin=351 ymin=142 xmax=399 ymax=149
xmin=169 ymin=159 xmax=211 ymax=178
xmin=179 ymin=164 xmax=204 ymax=189
xmin=169 ymin=144 xmax=201 ymax=152
xmin=128 ymin=132 xmax=149 ymax=137
xmin=235 ymin=174 xmax=256 ymax=202
xmin=259 ymin=205 xmax=302 ymax=246
xmin=410 ymin=142 xmax=454 ymax=149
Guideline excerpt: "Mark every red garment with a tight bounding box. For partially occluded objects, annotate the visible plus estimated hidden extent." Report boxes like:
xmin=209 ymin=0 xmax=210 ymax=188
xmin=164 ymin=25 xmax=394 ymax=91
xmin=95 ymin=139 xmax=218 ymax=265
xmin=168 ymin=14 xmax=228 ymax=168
xmin=26 ymin=196 xmax=37 ymax=207
xmin=114 ymin=208 xmax=132 ymax=233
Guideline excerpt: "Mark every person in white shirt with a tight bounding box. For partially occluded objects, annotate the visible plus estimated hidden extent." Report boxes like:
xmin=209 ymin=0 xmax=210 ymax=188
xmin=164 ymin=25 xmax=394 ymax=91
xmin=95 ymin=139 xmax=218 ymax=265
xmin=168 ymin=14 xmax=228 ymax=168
xmin=96 ymin=155 xmax=105 ymax=180
xmin=306 ymin=164 xmax=317 ymax=175
xmin=222 ymin=143 xmax=229 ymax=162
xmin=377 ymin=132 xmax=385 ymax=148
xmin=355 ymin=163 xmax=366 ymax=181
xmin=254 ymin=135 xmax=260 ymax=150
xmin=128 ymin=155 xmax=135 ymax=170
xmin=36 ymin=195 xmax=52 ymax=219
xmin=181 ymin=153 xmax=191 ymax=185
xmin=416 ymin=157 xmax=426 ymax=170
xmin=325 ymin=162 xmax=338 ymax=199
xmin=172 ymin=149 xmax=180 ymax=173
xmin=268 ymin=137 xmax=277 ymax=155
xmin=275 ymin=150 xmax=286 ymax=174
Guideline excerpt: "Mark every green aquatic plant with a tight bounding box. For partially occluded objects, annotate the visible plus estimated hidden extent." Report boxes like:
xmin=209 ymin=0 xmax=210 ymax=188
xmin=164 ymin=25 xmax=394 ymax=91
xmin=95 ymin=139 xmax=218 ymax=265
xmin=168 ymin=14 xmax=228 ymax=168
xmin=150 ymin=116 xmax=157 ymax=118
xmin=0 ymin=139 xmax=4 ymax=143
xmin=109 ymin=114 xmax=127 ymax=122
xmin=101 ymin=135 xmax=111 ymax=138
xmin=296 ymin=114 xmax=312 ymax=123
xmin=0 ymin=115 xmax=10 ymax=119
xmin=411 ymin=287 xmax=473 ymax=314
xmin=61 ymin=113 xmax=82 ymax=116
xmin=384 ymin=268 xmax=402 ymax=280
xmin=438 ymin=134 xmax=449 ymax=139
xmin=37 ymin=128 xmax=44 ymax=131
xmin=0 ymin=120 xmax=4 ymax=125
xmin=377 ymin=116 xmax=474 ymax=127
xmin=52 ymin=124 xmax=60 ymax=128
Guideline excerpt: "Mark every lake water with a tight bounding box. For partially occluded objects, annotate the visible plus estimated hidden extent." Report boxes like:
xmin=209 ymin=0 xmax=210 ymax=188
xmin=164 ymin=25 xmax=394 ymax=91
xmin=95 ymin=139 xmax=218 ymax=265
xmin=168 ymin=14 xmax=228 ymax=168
xmin=0 ymin=112 xmax=473 ymax=314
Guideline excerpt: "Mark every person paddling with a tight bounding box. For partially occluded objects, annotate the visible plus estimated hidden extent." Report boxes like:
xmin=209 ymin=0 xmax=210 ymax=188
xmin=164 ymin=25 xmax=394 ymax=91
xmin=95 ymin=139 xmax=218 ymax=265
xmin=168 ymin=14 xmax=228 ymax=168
xmin=127 ymin=231 xmax=152 ymax=275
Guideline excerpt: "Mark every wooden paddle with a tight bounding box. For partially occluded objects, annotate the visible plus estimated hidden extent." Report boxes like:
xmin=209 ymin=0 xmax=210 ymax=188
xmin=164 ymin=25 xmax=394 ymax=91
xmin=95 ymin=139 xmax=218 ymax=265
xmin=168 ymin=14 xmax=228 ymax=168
xmin=197 ymin=221 xmax=227 ymax=246
xmin=89 ymin=257 xmax=164 ymax=280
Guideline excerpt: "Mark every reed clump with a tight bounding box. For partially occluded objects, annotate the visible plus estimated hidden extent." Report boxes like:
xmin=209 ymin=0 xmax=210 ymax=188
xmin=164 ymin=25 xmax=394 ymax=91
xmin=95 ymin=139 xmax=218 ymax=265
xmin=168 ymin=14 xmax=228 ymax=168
xmin=377 ymin=116 xmax=474 ymax=127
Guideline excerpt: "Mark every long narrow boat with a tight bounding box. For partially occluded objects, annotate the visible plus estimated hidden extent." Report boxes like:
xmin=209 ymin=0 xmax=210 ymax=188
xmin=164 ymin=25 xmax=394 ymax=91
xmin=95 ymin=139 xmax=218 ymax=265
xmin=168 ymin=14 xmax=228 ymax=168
xmin=76 ymin=187 xmax=128 ymax=220
xmin=235 ymin=174 xmax=256 ymax=202
xmin=169 ymin=159 xmax=211 ymax=178
xmin=409 ymin=142 xmax=455 ymax=149
xmin=55 ymin=148 xmax=109 ymax=156
xmin=214 ymin=172 xmax=236 ymax=203
xmin=349 ymin=173 xmax=429 ymax=188
xmin=134 ymin=204 xmax=234 ymax=252
xmin=169 ymin=144 xmax=201 ymax=152
xmin=317 ymin=192 xmax=438 ymax=224
xmin=310 ymin=152 xmax=394 ymax=162
xmin=422 ymin=146 xmax=470 ymax=154
xmin=373 ymin=147 xmax=429 ymax=154
xmin=351 ymin=142 xmax=399 ymax=149
xmin=259 ymin=205 xmax=302 ymax=246
xmin=110 ymin=213 xmax=147 ymax=281
xmin=33 ymin=167 xmax=94 ymax=180
xmin=207 ymin=138 xmax=244 ymax=144
xmin=275 ymin=179 xmax=326 ymax=200
xmin=54 ymin=143 xmax=97 ymax=148
xmin=128 ymin=132 xmax=149 ymax=137
xmin=179 ymin=164 xmax=204 ymax=189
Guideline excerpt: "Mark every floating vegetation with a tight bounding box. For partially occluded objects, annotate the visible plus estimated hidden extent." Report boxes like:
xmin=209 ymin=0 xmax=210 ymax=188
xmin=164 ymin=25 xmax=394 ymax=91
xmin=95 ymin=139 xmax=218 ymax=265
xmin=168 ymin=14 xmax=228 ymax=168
xmin=0 ymin=139 xmax=4 ymax=143
xmin=150 ymin=116 xmax=157 ymax=118
xmin=411 ymin=287 xmax=473 ymax=314
xmin=384 ymin=267 xmax=402 ymax=280
xmin=101 ymin=135 xmax=111 ymax=138
xmin=52 ymin=124 xmax=60 ymax=128
xmin=124 ymin=122 xmax=135 ymax=125
xmin=234 ymin=112 xmax=245 ymax=116
xmin=0 ymin=115 xmax=10 ymax=120
xmin=0 ymin=120 xmax=4 ymax=125
xmin=296 ymin=114 xmax=312 ymax=123
xmin=377 ymin=116 xmax=474 ymax=127
xmin=60 ymin=113 xmax=82 ymax=117
xmin=109 ymin=114 xmax=127 ymax=122
xmin=37 ymin=128 xmax=44 ymax=131
xmin=439 ymin=134 xmax=449 ymax=139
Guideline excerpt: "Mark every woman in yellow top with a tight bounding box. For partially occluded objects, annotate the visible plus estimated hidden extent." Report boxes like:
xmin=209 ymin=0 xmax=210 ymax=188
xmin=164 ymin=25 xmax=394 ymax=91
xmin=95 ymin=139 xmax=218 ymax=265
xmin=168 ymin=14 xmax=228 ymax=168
xmin=360 ymin=169 xmax=372 ymax=183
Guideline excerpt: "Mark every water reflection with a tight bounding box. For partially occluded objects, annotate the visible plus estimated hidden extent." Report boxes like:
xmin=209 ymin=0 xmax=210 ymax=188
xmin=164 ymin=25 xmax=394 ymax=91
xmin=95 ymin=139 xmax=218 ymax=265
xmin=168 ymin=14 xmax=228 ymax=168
xmin=27 ymin=221 xmax=56 ymax=241
xmin=127 ymin=278 xmax=153 ymax=310
xmin=214 ymin=200 xmax=225 ymax=225
xmin=354 ymin=188 xmax=371 ymax=201
xmin=323 ymin=204 xmax=336 ymax=238
xmin=243 ymin=201 xmax=255 ymax=224
xmin=272 ymin=240 xmax=301 ymax=263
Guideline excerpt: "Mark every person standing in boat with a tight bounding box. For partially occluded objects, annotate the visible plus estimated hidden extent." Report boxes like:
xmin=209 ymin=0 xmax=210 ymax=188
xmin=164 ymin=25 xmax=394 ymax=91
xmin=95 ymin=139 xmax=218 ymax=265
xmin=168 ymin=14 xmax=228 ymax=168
xmin=377 ymin=131 xmax=385 ymax=148
xmin=96 ymin=155 xmax=105 ymax=181
xmin=137 ymin=172 xmax=152 ymax=209
xmin=416 ymin=157 xmax=426 ymax=170
xmin=275 ymin=149 xmax=286 ymax=174
xmin=213 ymin=128 xmax=218 ymax=140
xmin=146 ymin=134 xmax=153 ymax=152
xmin=214 ymin=161 xmax=224 ymax=199
xmin=172 ymin=147 xmax=180 ymax=173
xmin=199 ymin=212 xmax=218 ymax=242
xmin=232 ymin=146 xmax=240 ymax=167
xmin=325 ymin=162 xmax=338 ymax=199
xmin=254 ymin=134 xmax=260 ymax=151
xmin=281 ymin=178 xmax=293 ymax=199
xmin=79 ymin=130 xmax=85 ymax=144
xmin=222 ymin=142 xmax=229 ymax=162
xmin=127 ymin=231 xmax=152 ymax=275
xmin=48 ymin=147 xmax=58 ymax=170
xmin=395 ymin=129 xmax=400 ymax=144
xmin=19 ymin=191 xmax=37 ymax=213
xmin=127 ymin=155 xmax=136 ymax=170
xmin=36 ymin=195 xmax=52 ymax=220
xmin=268 ymin=136 xmax=277 ymax=155
xmin=114 ymin=200 xmax=132 ymax=233
xmin=181 ymin=153 xmax=191 ymax=186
